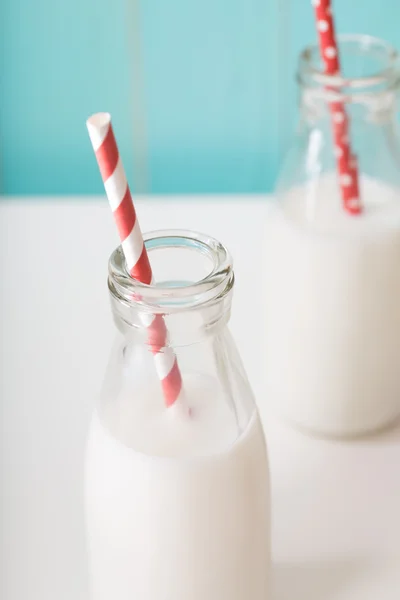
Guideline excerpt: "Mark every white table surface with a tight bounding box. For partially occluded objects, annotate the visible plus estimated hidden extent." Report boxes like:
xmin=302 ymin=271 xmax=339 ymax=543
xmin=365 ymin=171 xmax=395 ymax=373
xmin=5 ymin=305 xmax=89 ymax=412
xmin=0 ymin=196 xmax=399 ymax=600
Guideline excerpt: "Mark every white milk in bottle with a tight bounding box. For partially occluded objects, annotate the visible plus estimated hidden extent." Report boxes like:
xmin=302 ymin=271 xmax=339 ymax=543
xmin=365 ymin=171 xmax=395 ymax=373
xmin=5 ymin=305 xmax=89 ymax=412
xmin=85 ymin=231 xmax=270 ymax=600
xmin=265 ymin=174 xmax=400 ymax=436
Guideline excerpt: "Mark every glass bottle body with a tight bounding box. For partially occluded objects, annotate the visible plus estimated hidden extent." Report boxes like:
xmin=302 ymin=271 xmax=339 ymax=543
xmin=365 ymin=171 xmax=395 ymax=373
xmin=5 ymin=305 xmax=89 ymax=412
xmin=265 ymin=35 xmax=400 ymax=437
xmin=85 ymin=231 xmax=270 ymax=600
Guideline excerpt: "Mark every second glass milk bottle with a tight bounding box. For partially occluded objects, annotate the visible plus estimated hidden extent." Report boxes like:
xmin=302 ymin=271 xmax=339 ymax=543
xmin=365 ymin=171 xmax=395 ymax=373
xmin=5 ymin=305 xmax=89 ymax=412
xmin=85 ymin=230 xmax=270 ymax=600
xmin=265 ymin=34 xmax=400 ymax=437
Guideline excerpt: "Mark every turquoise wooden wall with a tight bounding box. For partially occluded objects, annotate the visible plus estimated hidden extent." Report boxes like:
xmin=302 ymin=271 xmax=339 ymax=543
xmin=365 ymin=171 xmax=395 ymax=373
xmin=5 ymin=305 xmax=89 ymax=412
xmin=1 ymin=0 xmax=399 ymax=195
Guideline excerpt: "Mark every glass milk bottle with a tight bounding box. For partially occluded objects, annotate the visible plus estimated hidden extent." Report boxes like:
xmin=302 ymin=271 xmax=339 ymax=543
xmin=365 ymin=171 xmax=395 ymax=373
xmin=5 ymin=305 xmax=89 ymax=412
xmin=85 ymin=230 xmax=270 ymax=600
xmin=265 ymin=34 xmax=400 ymax=437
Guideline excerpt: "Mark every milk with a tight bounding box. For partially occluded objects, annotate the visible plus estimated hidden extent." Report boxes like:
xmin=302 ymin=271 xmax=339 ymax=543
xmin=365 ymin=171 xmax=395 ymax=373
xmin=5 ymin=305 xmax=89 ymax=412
xmin=265 ymin=174 xmax=400 ymax=436
xmin=85 ymin=374 xmax=270 ymax=600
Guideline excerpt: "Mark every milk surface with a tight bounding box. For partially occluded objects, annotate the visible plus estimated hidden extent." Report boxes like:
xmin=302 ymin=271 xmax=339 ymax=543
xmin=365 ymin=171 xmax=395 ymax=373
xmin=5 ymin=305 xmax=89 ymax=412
xmin=85 ymin=374 xmax=270 ymax=600
xmin=265 ymin=174 xmax=400 ymax=436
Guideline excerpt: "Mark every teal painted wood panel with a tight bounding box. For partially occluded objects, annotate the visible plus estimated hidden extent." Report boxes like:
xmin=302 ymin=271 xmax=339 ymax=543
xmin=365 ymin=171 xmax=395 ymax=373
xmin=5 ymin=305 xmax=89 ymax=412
xmin=1 ymin=0 xmax=399 ymax=195
xmin=0 ymin=0 xmax=133 ymax=195
xmin=139 ymin=0 xmax=282 ymax=194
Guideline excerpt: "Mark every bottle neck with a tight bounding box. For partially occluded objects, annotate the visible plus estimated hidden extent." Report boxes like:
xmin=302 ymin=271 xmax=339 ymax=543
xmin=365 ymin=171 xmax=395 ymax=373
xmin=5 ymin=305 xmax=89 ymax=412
xmin=300 ymin=84 xmax=399 ymax=126
xmin=298 ymin=34 xmax=400 ymax=124
xmin=108 ymin=230 xmax=234 ymax=347
xmin=109 ymin=289 xmax=233 ymax=347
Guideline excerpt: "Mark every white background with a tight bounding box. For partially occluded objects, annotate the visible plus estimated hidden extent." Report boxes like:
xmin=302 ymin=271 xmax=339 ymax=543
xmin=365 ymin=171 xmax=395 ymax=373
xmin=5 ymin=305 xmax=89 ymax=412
xmin=1 ymin=197 xmax=399 ymax=599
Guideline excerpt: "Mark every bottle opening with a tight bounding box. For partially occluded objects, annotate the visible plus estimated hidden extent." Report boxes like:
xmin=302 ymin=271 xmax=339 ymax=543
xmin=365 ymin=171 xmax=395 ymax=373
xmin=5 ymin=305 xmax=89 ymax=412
xmin=299 ymin=34 xmax=400 ymax=97
xmin=108 ymin=229 xmax=234 ymax=312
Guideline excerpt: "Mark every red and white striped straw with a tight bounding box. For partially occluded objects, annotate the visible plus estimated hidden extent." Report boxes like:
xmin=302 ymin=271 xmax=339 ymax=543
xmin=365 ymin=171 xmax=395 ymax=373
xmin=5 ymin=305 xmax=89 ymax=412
xmin=86 ymin=112 xmax=182 ymax=407
xmin=312 ymin=0 xmax=362 ymax=215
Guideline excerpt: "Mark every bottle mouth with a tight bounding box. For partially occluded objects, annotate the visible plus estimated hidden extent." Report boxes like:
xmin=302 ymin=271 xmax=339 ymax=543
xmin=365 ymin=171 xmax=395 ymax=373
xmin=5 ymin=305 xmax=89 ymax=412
xmin=108 ymin=229 xmax=234 ymax=313
xmin=298 ymin=34 xmax=400 ymax=96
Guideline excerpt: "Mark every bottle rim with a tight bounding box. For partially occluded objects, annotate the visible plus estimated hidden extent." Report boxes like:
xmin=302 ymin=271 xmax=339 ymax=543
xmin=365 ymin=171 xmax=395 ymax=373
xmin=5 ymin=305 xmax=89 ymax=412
xmin=298 ymin=33 xmax=400 ymax=95
xmin=108 ymin=229 xmax=234 ymax=313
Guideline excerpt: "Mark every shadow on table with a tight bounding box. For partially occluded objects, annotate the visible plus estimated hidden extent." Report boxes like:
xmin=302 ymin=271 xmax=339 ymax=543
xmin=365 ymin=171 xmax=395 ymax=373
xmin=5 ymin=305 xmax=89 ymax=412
xmin=273 ymin=558 xmax=370 ymax=600
xmin=281 ymin=414 xmax=400 ymax=446
xmin=360 ymin=416 xmax=400 ymax=445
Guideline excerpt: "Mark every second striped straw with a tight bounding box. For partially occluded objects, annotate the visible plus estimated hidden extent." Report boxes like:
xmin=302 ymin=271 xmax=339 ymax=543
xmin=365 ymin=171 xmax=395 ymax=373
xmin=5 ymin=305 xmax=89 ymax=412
xmin=87 ymin=113 xmax=182 ymax=408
